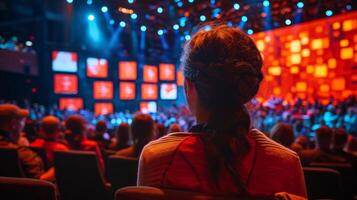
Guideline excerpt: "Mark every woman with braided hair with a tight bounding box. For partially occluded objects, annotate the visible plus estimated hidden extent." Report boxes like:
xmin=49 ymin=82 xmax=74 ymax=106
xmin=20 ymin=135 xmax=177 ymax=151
xmin=137 ymin=25 xmax=306 ymax=198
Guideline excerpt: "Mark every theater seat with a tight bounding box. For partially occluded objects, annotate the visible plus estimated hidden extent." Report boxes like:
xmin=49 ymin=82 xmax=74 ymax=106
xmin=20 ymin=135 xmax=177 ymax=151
xmin=108 ymin=155 xmax=138 ymax=191
xmin=303 ymin=167 xmax=343 ymax=200
xmin=0 ymin=176 xmax=56 ymax=200
xmin=54 ymin=150 xmax=111 ymax=200
xmin=0 ymin=147 xmax=24 ymax=177
xmin=309 ymin=162 xmax=355 ymax=200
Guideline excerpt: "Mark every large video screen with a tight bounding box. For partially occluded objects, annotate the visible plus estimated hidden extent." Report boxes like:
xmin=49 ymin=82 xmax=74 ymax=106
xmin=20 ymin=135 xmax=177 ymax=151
xmin=140 ymin=101 xmax=157 ymax=114
xmin=119 ymin=61 xmax=137 ymax=80
xmin=94 ymin=102 xmax=114 ymax=116
xmin=143 ymin=65 xmax=158 ymax=83
xmin=177 ymin=70 xmax=184 ymax=86
xmin=160 ymin=83 xmax=177 ymax=100
xmin=119 ymin=82 xmax=136 ymax=100
xmin=93 ymin=81 xmax=113 ymax=99
xmin=159 ymin=63 xmax=175 ymax=81
xmin=54 ymin=74 xmax=78 ymax=94
xmin=141 ymin=83 xmax=158 ymax=100
xmin=52 ymin=51 xmax=78 ymax=72
xmin=59 ymin=98 xmax=83 ymax=111
xmin=86 ymin=57 xmax=108 ymax=78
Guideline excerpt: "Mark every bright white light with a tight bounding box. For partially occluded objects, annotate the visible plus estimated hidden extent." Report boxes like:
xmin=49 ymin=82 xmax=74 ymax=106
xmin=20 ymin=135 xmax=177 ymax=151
xmin=88 ymin=14 xmax=95 ymax=21
xmin=25 ymin=41 xmax=33 ymax=46
xmin=140 ymin=25 xmax=147 ymax=32
xmin=101 ymin=6 xmax=108 ymax=13
xmin=157 ymin=29 xmax=164 ymax=35
xmin=120 ymin=21 xmax=126 ymax=27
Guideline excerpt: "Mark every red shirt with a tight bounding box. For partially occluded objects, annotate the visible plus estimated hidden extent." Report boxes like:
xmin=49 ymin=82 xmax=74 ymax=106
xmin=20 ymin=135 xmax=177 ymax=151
xmin=138 ymin=130 xmax=307 ymax=198
xmin=31 ymin=139 xmax=69 ymax=165
xmin=79 ymin=139 xmax=105 ymax=173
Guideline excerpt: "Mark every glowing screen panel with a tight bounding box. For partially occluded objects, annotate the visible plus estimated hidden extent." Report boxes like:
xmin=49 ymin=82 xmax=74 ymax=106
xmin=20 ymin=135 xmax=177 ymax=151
xmin=159 ymin=64 xmax=175 ymax=81
xmin=54 ymin=74 xmax=78 ymax=94
xmin=119 ymin=61 xmax=137 ymax=80
xmin=143 ymin=65 xmax=158 ymax=83
xmin=160 ymin=83 xmax=177 ymax=100
xmin=141 ymin=84 xmax=158 ymax=100
xmin=93 ymin=81 xmax=113 ymax=99
xmin=86 ymin=57 xmax=108 ymax=78
xmin=120 ymin=82 xmax=136 ymax=100
xmin=140 ymin=102 xmax=157 ymax=114
xmin=59 ymin=98 xmax=83 ymax=111
xmin=94 ymin=103 xmax=114 ymax=116
xmin=52 ymin=51 xmax=78 ymax=72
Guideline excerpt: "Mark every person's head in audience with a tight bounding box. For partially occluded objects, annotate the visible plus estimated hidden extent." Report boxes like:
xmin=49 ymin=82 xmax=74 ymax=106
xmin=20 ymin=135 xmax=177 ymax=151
xmin=0 ymin=104 xmax=29 ymax=143
xmin=315 ymin=126 xmax=333 ymax=151
xmin=333 ymin=128 xmax=348 ymax=151
xmin=156 ymin=123 xmax=166 ymax=138
xmin=40 ymin=115 xmax=60 ymax=140
xmin=115 ymin=123 xmax=130 ymax=150
xmin=168 ymin=123 xmax=181 ymax=134
xmin=131 ymin=113 xmax=154 ymax=157
xmin=23 ymin=118 xmax=38 ymax=143
xmin=181 ymin=25 xmax=263 ymax=183
xmin=64 ymin=115 xmax=87 ymax=149
xmin=270 ymin=123 xmax=295 ymax=148
xmin=94 ymin=120 xmax=108 ymax=139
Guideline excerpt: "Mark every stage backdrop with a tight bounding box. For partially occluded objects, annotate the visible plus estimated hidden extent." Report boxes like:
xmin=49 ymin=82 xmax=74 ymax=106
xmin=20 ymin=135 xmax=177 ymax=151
xmin=252 ymin=11 xmax=357 ymax=103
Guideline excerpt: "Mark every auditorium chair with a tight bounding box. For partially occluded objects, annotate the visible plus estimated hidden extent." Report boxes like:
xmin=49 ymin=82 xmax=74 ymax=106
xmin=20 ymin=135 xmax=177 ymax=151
xmin=0 ymin=147 xmax=25 ymax=177
xmin=303 ymin=167 xmax=343 ymax=200
xmin=103 ymin=149 xmax=117 ymax=179
xmin=54 ymin=150 xmax=112 ymax=200
xmin=108 ymin=155 xmax=138 ymax=191
xmin=115 ymin=186 xmax=300 ymax=200
xmin=0 ymin=176 xmax=57 ymax=200
xmin=309 ymin=162 xmax=356 ymax=199
xmin=29 ymin=146 xmax=50 ymax=170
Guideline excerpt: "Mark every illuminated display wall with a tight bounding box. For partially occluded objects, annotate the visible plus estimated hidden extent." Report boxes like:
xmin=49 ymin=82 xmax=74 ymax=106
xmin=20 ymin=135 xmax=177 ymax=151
xmin=252 ymin=11 xmax=357 ymax=103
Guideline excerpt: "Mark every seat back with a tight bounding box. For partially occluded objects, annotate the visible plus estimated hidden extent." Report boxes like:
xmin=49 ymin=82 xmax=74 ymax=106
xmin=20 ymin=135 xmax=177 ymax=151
xmin=0 ymin=147 xmax=24 ymax=177
xmin=29 ymin=147 xmax=49 ymax=170
xmin=0 ymin=176 xmax=57 ymax=200
xmin=303 ymin=167 xmax=343 ymax=200
xmin=309 ymin=162 xmax=355 ymax=199
xmin=54 ymin=150 xmax=111 ymax=200
xmin=108 ymin=155 xmax=138 ymax=191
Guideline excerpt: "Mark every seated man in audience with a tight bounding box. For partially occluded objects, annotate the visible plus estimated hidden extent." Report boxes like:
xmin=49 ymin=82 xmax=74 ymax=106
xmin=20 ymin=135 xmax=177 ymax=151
xmin=331 ymin=128 xmax=356 ymax=165
xmin=93 ymin=120 xmax=110 ymax=149
xmin=31 ymin=115 xmax=69 ymax=165
xmin=270 ymin=123 xmax=295 ymax=149
xmin=299 ymin=126 xmax=345 ymax=165
xmin=116 ymin=113 xmax=154 ymax=158
xmin=0 ymin=104 xmax=45 ymax=178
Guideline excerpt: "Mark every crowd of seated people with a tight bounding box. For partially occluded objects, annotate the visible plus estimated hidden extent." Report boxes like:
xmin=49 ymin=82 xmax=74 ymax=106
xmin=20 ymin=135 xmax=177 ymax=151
xmin=0 ymin=35 xmax=35 ymax=54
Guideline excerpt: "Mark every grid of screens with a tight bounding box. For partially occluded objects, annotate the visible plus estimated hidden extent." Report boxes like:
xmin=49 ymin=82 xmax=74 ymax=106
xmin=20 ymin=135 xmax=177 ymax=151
xmin=94 ymin=103 xmax=113 ymax=116
xmin=93 ymin=81 xmax=113 ymax=99
xmin=86 ymin=57 xmax=108 ymax=78
xmin=52 ymin=51 xmax=78 ymax=72
xmin=160 ymin=83 xmax=177 ymax=100
xmin=54 ymin=74 xmax=78 ymax=94
xmin=119 ymin=61 xmax=137 ymax=80
xmin=159 ymin=64 xmax=175 ymax=81
xmin=120 ymin=82 xmax=136 ymax=100
xmin=59 ymin=98 xmax=83 ymax=111
xmin=140 ymin=101 xmax=157 ymax=114
xmin=143 ymin=65 xmax=158 ymax=83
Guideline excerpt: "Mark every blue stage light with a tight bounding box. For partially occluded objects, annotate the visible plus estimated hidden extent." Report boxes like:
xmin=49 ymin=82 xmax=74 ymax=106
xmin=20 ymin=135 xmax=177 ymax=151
xmin=66 ymin=0 xmax=73 ymax=3
xmin=346 ymin=4 xmax=352 ymax=10
xmin=233 ymin=3 xmax=240 ymax=10
xmin=173 ymin=24 xmax=179 ymax=30
xmin=140 ymin=25 xmax=147 ymax=32
xmin=88 ymin=14 xmax=95 ymax=21
xmin=101 ymin=6 xmax=108 ymax=13
xmin=185 ymin=35 xmax=191 ymax=41
xmin=285 ymin=19 xmax=292 ymax=25
xmin=263 ymin=0 xmax=270 ymax=7
xmin=200 ymin=15 xmax=206 ymax=22
xmin=188 ymin=0 xmax=194 ymax=3
xmin=157 ymin=7 xmax=163 ymax=13
xmin=297 ymin=2 xmax=304 ymax=8
xmin=204 ymin=25 xmax=211 ymax=31
xmin=119 ymin=21 xmax=126 ymax=27
xmin=86 ymin=0 xmax=92 ymax=5
xmin=157 ymin=29 xmax=164 ymax=35
xmin=131 ymin=13 xmax=138 ymax=19
xmin=177 ymin=2 xmax=183 ymax=7
xmin=241 ymin=16 xmax=248 ymax=22
xmin=128 ymin=0 xmax=134 ymax=4
xmin=325 ymin=10 xmax=333 ymax=17
xmin=109 ymin=19 xmax=115 ymax=25
xmin=247 ymin=29 xmax=253 ymax=35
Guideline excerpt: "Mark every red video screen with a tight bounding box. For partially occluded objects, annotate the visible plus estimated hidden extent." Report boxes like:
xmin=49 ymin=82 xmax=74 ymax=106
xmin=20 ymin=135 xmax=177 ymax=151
xmin=94 ymin=103 xmax=114 ymax=116
xmin=119 ymin=61 xmax=137 ymax=80
xmin=120 ymin=82 xmax=136 ymax=100
xmin=141 ymin=84 xmax=158 ymax=100
xmin=160 ymin=83 xmax=177 ymax=100
xmin=52 ymin=51 xmax=78 ymax=72
xmin=93 ymin=81 xmax=113 ymax=99
xmin=54 ymin=74 xmax=78 ymax=94
xmin=159 ymin=64 xmax=175 ymax=81
xmin=143 ymin=65 xmax=158 ymax=83
xmin=140 ymin=101 xmax=157 ymax=114
xmin=59 ymin=98 xmax=83 ymax=111
xmin=86 ymin=57 xmax=108 ymax=78
xmin=177 ymin=70 xmax=184 ymax=86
